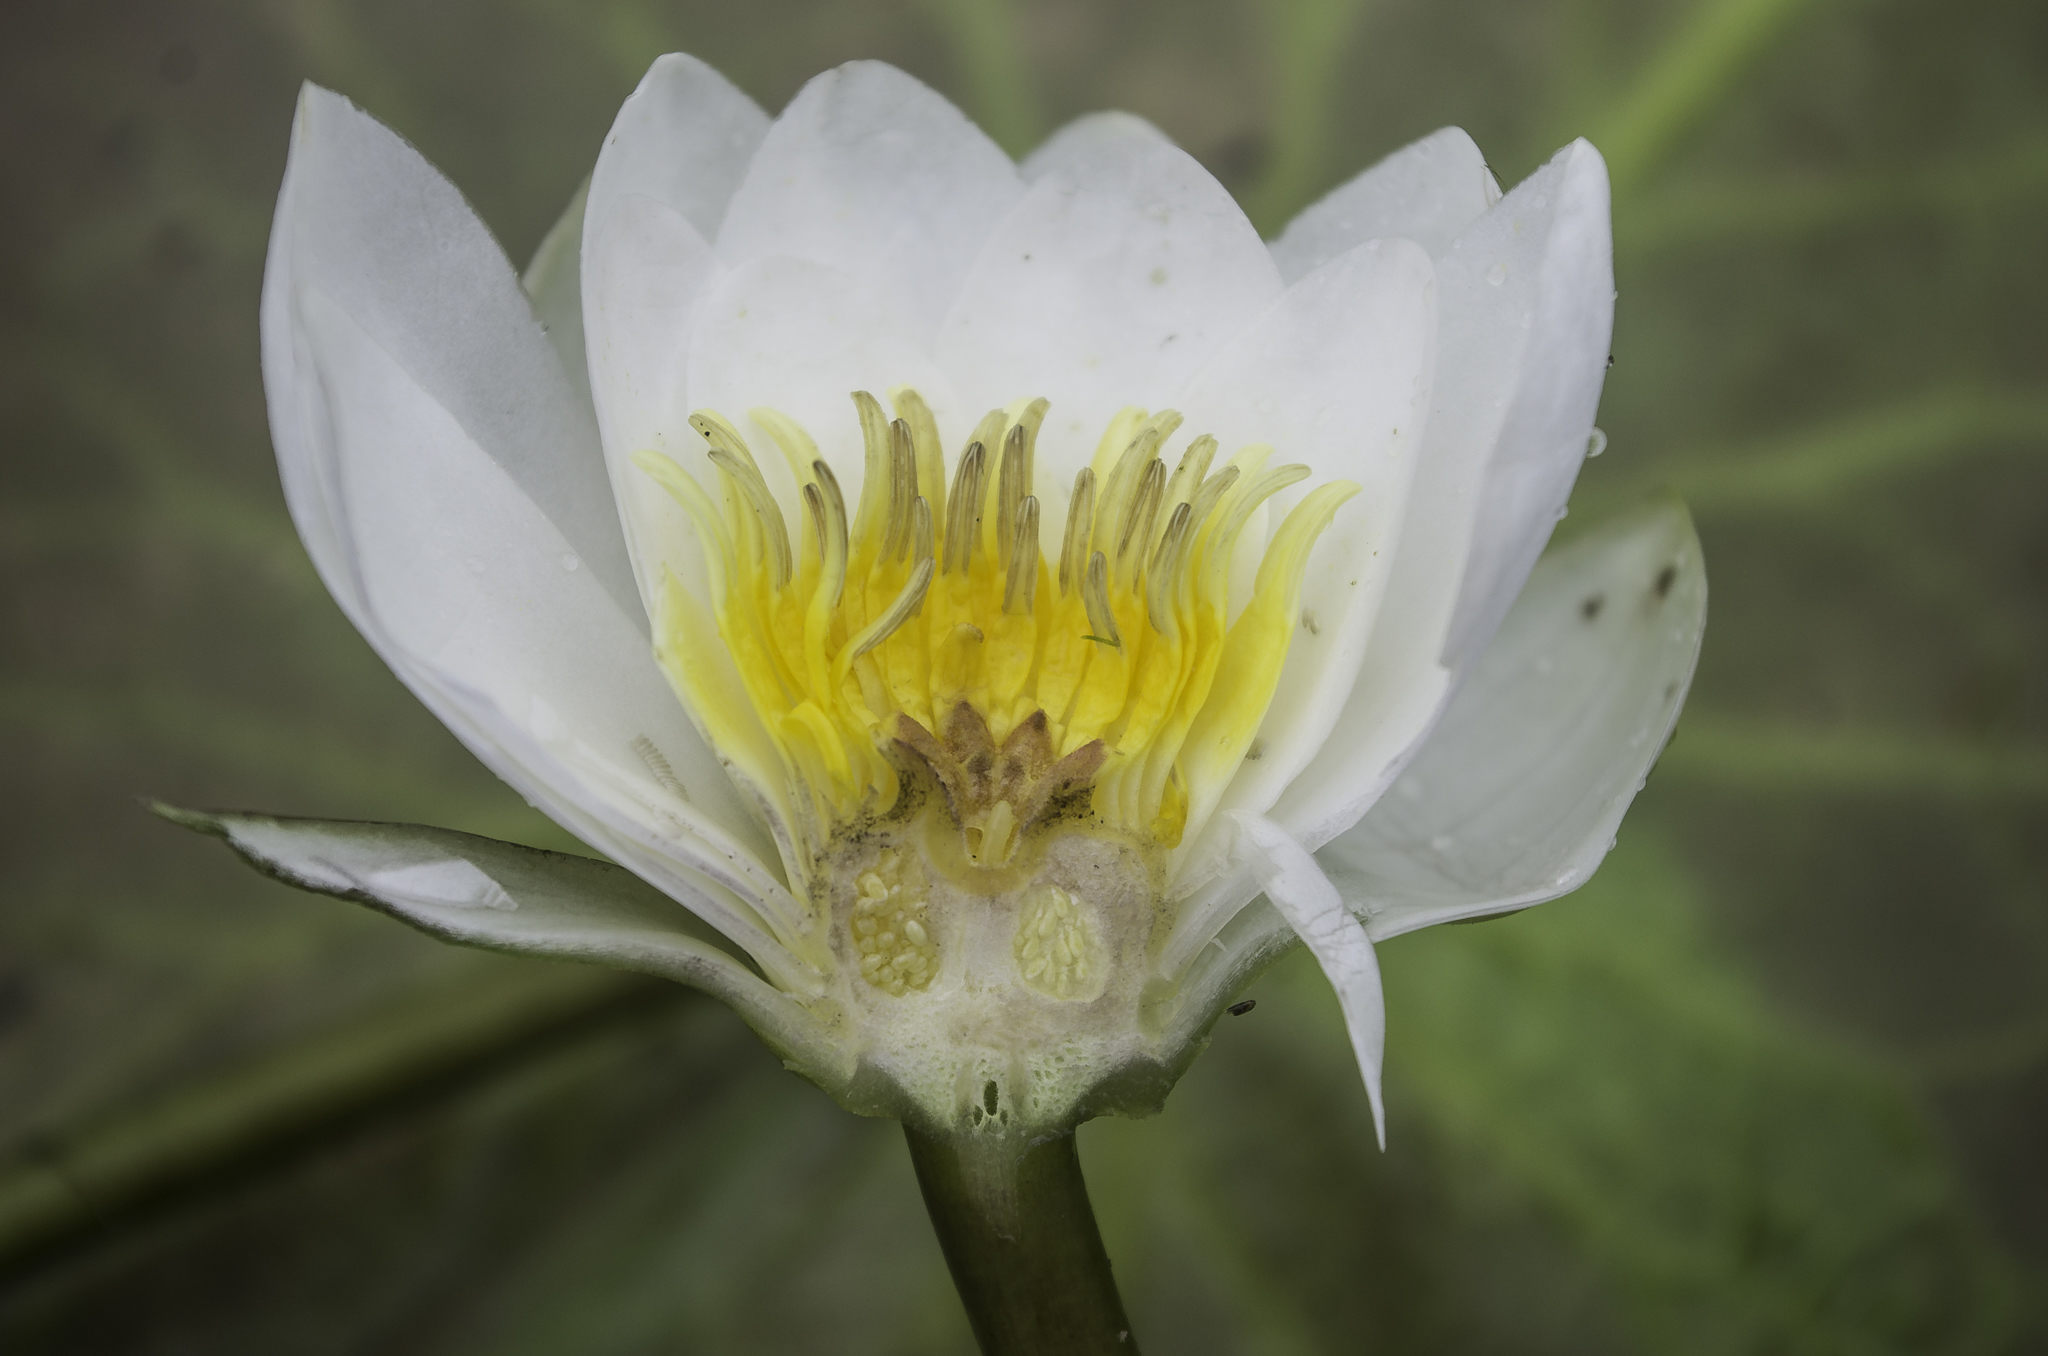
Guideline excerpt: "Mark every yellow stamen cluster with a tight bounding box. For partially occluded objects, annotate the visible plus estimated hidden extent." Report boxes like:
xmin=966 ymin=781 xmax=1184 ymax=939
xmin=638 ymin=390 xmax=1355 ymax=854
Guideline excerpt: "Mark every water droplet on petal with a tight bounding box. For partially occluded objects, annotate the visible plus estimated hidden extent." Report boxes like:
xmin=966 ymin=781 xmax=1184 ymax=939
xmin=1485 ymin=262 xmax=1508 ymax=286
xmin=1429 ymin=833 xmax=1455 ymax=853
xmin=1585 ymin=427 xmax=1608 ymax=458
xmin=560 ymin=552 xmax=581 ymax=572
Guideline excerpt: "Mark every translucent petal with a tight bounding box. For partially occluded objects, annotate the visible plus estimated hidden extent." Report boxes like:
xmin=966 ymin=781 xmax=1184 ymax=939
xmin=522 ymin=178 xmax=589 ymax=407
xmin=1318 ymin=500 xmax=1706 ymax=941
xmin=1172 ymin=237 xmax=1437 ymax=850
xmin=1274 ymin=139 xmax=1616 ymax=849
xmin=583 ymin=192 xmax=720 ymax=596
xmin=684 ymin=255 xmax=964 ymax=509
xmin=282 ymin=288 xmax=814 ymax=987
xmin=160 ymin=807 xmax=846 ymax=1081
xmin=586 ymin=52 xmax=769 ymax=245
xmin=1268 ymin=125 xmax=1497 ymax=282
xmin=581 ymin=54 xmax=768 ymax=604
xmin=938 ymin=112 xmax=1283 ymax=491
xmin=1230 ymin=812 xmax=1387 ymax=1148
xmin=1439 ymin=140 xmax=1616 ymax=662
xmin=716 ymin=60 xmax=1021 ymax=341
xmin=260 ymin=84 xmax=636 ymax=625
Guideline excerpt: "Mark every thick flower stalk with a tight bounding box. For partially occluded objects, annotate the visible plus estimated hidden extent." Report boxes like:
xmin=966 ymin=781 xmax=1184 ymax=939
xmin=168 ymin=51 xmax=1705 ymax=1350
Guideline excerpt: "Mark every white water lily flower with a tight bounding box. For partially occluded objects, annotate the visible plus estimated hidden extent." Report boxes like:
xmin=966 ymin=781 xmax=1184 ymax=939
xmin=181 ymin=54 xmax=1704 ymax=1146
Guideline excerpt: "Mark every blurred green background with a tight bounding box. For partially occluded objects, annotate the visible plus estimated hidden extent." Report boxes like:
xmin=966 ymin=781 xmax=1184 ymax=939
xmin=2 ymin=0 xmax=2044 ymax=1350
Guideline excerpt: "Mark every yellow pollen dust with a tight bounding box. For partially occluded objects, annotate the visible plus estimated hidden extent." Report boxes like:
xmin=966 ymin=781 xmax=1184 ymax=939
xmin=636 ymin=389 xmax=1356 ymax=851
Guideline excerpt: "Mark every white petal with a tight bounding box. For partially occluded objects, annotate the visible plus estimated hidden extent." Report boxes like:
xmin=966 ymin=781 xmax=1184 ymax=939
xmin=580 ymin=55 xmax=768 ymax=599
xmin=413 ymin=668 xmax=820 ymax=992
xmin=259 ymin=90 xmax=768 ymax=883
xmin=260 ymin=85 xmax=636 ymax=623
xmin=1269 ymin=126 xmax=1498 ymax=282
xmin=1230 ymin=812 xmax=1387 ymax=1149
xmin=1318 ymin=499 xmax=1705 ymax=941
xmin=522 ymin=179 xmax=590 ymax=407
xmin=716 ymin=61 xmax=1021 ymax=342
xmin=938 ymin=112 xmax=1283 ymax=488
xmin=1175 ymin=237 xmax=1437 ymax=848
xmin=277 ymin=278 xmax=814 ymax=988
xmin=1439 ymin=141 xmax=1615 ymax=661
xmin=685 ymin=255 xmax=964 ymax=504
xmin=586 ymin=53 xmax=770 ymax=245
xmin=1273 ymin=140 xmax=1616 ymax=850
xmin=165 ymin=807 xmax=845 ymax=1078
xmin=583 ymin=192 xmax=720 ymax=595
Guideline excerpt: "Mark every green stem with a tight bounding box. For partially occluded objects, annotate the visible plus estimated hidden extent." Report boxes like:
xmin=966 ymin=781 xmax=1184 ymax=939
xmin=905 ymin=1126 xmax=1138 ymax=1355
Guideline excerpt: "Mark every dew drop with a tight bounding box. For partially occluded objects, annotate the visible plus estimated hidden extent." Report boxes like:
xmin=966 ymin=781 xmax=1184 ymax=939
xmin=1485 ymin=262 xmax=1508 ymax=286
xmin=1429 ymin=834 xmax=1456 ymax=853
xmin=1585 ymin=426 xmax=1608 ymax=458
xmin=559 ymin=552 xmax=581 ymax=572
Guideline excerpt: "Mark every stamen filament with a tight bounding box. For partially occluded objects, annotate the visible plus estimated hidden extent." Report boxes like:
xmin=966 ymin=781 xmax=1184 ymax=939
xmin=1082 ymin=551 xmax=1121 ymax=649
xmin=1058 ymin=468 xmax=1095 ymax=597
xmin=1005 ymin=496 xmax=1041 ymax=615
xmin=945 ymin=442 xmax=988 ymax=575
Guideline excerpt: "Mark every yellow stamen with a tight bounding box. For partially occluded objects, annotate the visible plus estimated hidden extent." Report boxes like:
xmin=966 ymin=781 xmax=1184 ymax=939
xmin=640 ymin=391 xmax=1357 ymax=853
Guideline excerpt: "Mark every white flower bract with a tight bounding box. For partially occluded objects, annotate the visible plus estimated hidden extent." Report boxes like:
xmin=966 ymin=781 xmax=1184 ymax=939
xmin=222 ymin=52 xmax=1706 ymax=1142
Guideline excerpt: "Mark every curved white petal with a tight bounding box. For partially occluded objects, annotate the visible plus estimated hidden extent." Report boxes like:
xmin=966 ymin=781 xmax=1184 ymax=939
xmin=685 ymin=255 xmax=965 ymax=502
xmin=1230 ymin=812 xmax=1386 ymax=1149
xmin=164 ymin=807 xmax=847 ymax=1079
xmin=583 ymin=192 xmax=720 ymax=595
xmin=1273 ymin=139 xmax=1616 ymax=850
xmin=1318 ymin=499 xmax=1705 ymax=942
xmin=1440 ymin=140 xmax=1615 ymax=664
xmin=261 ymin=85 xmax=637 ymax=624
xmin=586 ymin=52 xmax=769 ymax=244
xmin=716 ymin=60 xmax=1021 ymax=342
xmin=581 ymin=55 xmax=768 ymax=603
xmin=522 ymin=179 xmax=590 ymax=407
xmin=286 ymin=291 xmax=818 ymax=982
xmin=258 ymin=91 xmax=812 ymax=984
xmin=1172 ymin=237 xmax=1437 ymax=855
xmin=938 ymin=112 xmax=1283 ymax=489
xmin=1269 ymin=126 xmax=1497 ymax=282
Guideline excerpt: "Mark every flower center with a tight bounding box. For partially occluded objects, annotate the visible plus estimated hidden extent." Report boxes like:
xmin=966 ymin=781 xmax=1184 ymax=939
xmin=636 ymin=389 xmax=1355 ymax=866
